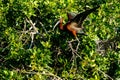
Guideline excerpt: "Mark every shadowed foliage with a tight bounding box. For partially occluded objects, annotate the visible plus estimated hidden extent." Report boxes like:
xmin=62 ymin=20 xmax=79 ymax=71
xmin=0 ymin=0 xmax=120 ymax=79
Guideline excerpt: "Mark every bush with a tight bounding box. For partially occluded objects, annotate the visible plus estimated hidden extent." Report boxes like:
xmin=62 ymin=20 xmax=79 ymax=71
xmin=0 ymin=0 xmax=120 ymax=79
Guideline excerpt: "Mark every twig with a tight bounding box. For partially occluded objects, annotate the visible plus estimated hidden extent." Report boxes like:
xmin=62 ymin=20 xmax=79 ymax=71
xmin=75 ymin=37 xmax=80 ymax=52
xmin=0 ymin=55 xmax=5 ymax=62
xmin=20 ymin=18 xmax=41 ymax=48
xmin=2 ymin=44 xmax=10 ymax=52
xmin=25 ymin=18 xmax=38 ymax=33
xmin=29 ymin=32 xmax=35 ymax=49
xmin=10 ymin=63 xmax=62 ymax=80
xmin=39 ymin=22 xmax=48 ymax=34
xmin=98 ymin=69 xmax=113 ymax=80
xmin=19 ymin=19 xmax=27 ymax=40
xmin=68 ymin=39 xmax=82 ymax=70
xmin=23 ymin=19 xmax=27 ymax=31
xmin=68 ymin=41 xmax=76 ymax=53
xmin=68 ymin=40 xmax=77 ymax=69
xmin=68 ymin=39 xmax=82 ymax=59
xmin=19 ymin=69 xmax=63 ymax=80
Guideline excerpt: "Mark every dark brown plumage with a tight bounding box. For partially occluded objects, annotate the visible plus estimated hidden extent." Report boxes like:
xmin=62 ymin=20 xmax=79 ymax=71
xmin=59 ymin=6 xmax=100 ymax=37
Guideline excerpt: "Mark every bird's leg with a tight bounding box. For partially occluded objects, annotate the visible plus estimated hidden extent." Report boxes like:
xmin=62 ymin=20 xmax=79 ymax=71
xmin=75 ymin=36 xmax=80 ymax=52
xmin=75 ymin=36 xmax=79 ymax=42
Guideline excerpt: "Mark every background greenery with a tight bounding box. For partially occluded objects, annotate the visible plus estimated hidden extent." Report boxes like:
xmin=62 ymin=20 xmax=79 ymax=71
xmin=0 ymin=0 xmax=120 ymax=79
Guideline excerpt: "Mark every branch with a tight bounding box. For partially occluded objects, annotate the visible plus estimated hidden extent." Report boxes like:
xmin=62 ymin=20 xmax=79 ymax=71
xmin=39 ymin=22 xmax=48 ymax=34
xmin=96 ymin=35 xmax=120 ymax=53
xmin=25 ymin=18 xmax=38 ymax=33
xmin=68 ymin=39 xmax=82 ymax=60
xmin=19 ymin=69 xmax=62 ymax=80
xmin=29 ymin=32 xmax=35 ymax=49
xmin=98 ymin=69 xmax=113 ymax=80
xmin=19 ymin=17 xmax=41 ymax=48
xmin=67 ymin=38 xmax=83 ymax=71
xmin=19 ymin=19 xmax=27 ymax=40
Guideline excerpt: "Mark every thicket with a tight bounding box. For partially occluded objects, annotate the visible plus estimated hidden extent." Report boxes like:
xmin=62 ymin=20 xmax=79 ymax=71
xmin=0 ymin=0 xmax=120 ymax=79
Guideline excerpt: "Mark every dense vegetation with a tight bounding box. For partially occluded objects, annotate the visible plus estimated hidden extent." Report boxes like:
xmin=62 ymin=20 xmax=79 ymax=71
xmin=0 ymin=0 xmax=120 ymax=79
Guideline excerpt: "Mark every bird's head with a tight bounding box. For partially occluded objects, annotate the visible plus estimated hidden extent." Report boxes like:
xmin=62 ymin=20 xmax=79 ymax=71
xmin=53 ymin=17 xmax=63 ymax=31
xmin=59 ymin=17 xmax=64 ymax=30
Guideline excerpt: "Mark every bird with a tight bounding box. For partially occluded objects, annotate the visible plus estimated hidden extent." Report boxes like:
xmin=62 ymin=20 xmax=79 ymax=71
xmin=67 ymin=12 xmax=78 ymax=21
xmin=59 ymin=6 xmax=100 ymax=39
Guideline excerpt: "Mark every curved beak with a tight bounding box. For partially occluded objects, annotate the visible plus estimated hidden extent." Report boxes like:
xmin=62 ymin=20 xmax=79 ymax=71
xmin=53 ymin=20 xmax=60 ymax=31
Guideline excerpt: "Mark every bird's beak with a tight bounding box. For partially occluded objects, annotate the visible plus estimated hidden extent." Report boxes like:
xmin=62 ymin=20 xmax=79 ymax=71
xmin=53 ymin=20 xmax=60 ymax=31
xmin=53 ymin=16 xmax=63 ymax=31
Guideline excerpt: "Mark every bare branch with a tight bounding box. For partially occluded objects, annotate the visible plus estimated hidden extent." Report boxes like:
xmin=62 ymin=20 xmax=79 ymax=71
xmin=19 ymin=17 xmax=42 ymax=49
xmin=75 ymin=37 xmax=80 ymax=52
xmin=98 ymin=69 xmax=113 ymax=80
xmin=23 ymin=19 xmax=27 ymax=31
xmin=25 ymin=18 xmax=38 ymax=33
xmin=18 ymin=69 xmax=63 ymax=80
xmin=39 ymin=22 xmax=48 ymax=34
xmin=68 ymin=39 xmax=82 ymax=60
xmin=29 ymin=32 xmax=35 ymax=49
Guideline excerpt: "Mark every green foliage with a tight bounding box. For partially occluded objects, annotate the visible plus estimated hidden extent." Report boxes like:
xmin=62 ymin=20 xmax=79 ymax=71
xmin=0 ymin=0 xmax=120 ymax=79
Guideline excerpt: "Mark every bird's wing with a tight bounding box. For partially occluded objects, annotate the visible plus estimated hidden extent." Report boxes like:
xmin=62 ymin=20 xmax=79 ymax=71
xmin=71 ymin=6 xmax=100 ymax=27
xmin=67 ymin=12 xmax=78 ymax=21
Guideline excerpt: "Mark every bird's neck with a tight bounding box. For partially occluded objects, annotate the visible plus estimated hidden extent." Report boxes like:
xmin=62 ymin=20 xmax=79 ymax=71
xmin=59 ymin=18 xmax=64 ymax=30
xmin=59 ymin=22 xmax=64 ymax=30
